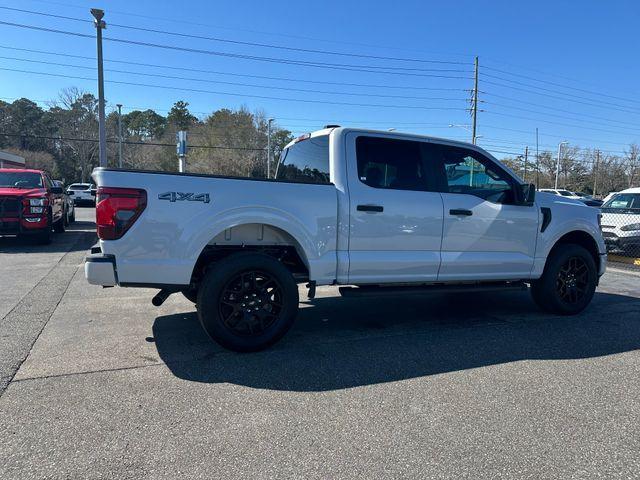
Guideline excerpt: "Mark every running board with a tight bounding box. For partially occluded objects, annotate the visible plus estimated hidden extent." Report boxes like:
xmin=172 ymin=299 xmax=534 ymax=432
xmin=339 ymin=281 xmax=528 ymax=298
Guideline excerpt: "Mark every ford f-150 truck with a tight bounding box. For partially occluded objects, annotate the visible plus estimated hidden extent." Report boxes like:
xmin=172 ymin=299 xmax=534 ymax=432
xmin=0 ymin=168 xmax=66 ymax=244
xmin=85 ymin=128 xmax=606 ymax=351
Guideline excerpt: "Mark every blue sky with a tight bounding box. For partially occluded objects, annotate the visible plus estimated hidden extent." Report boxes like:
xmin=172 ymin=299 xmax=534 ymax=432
xmin=1 ymin=0 xmax=639 ymax=159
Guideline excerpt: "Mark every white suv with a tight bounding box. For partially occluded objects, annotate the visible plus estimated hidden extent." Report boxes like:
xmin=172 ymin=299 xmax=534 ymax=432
xmin=66 ymin=183 xmax=95 ymax=206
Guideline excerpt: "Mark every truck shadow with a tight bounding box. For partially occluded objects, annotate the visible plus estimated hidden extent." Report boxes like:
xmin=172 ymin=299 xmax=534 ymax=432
xmin=152 ymin=290 xmax=640 ymax=392
xmin=0 ymin=220 xmax=95 ymax=254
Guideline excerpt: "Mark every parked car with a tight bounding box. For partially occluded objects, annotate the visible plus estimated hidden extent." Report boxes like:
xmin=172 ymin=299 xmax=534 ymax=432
xmin=602 ymin=191 xmax=618 ymax=205
xmin=0 ymin=168 xmax=66 ymax=244
xmin=53 ymin=180 xmax=75 ymax=225
xmin=538 ymin=188 xmax=583 ymax=199
xmin=569 ymin=192 xmax=603 ymax=207
xmin=66 ymin=182 xmax=96 ymax=206
xmin=600 ymin=187 xmax=640 ymax=256
xmin=86 ymin=128 xmax=606 ymax=352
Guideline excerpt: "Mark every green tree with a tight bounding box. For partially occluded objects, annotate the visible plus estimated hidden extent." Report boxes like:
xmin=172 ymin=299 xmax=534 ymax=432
xmin=167 ymin=100 xmax=197 ymax=131
xmin=123 ymin=109 xmax=166 ymax=138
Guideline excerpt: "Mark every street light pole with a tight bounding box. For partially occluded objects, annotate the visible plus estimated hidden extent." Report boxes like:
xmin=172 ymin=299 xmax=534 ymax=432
xmin=267 ymin=118 xmax=274 ymax=178
xmin=91 ymin=8 xmax=107 ymax=168
xmin=116 ymin=103 xmax=123 ymax=168
xmin=555 ymin=141 xmax=568 ymax=189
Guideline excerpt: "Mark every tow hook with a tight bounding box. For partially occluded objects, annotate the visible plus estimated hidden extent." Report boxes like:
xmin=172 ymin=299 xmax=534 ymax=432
xmin=152 ymin=289 xmax=173 ymax=306
xmin=306 ymin=281 xmax=316 ymax=300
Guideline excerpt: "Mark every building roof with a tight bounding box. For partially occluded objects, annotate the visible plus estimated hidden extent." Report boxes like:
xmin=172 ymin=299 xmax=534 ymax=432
xmin=0 ymin=151 xmax=26 ymax=167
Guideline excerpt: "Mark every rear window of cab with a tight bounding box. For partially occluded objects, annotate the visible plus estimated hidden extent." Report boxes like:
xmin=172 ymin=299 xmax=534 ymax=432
xmin=276 ymin=135 xmax=330 ymax=184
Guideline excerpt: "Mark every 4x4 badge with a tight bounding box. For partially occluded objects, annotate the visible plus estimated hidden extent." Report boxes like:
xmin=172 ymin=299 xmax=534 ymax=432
xmin=158 ymin=192 xmax=210 ymax=203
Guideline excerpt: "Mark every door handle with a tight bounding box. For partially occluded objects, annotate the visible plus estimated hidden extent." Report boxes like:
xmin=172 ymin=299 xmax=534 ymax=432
xmin=357 ymin=204 xmax=384 ymax=213
xmin=449 ymin=208 xmax=473 ymax=216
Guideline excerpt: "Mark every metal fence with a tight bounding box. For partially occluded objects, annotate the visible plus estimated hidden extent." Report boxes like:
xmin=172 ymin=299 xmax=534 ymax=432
xmin=600 ymin=208 xmax=640 ymax=264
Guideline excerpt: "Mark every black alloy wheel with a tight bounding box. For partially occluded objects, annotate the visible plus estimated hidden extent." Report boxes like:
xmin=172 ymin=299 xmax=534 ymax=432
xmin=219 ymin=270 xmax=283 ymax=336
xmin=197 ymin=252 xmax=299 ymax=352
xmin=530 ymin=244 xmax=597 ymax=315
xmin=555 ymin=256 xmax=589 ymax=304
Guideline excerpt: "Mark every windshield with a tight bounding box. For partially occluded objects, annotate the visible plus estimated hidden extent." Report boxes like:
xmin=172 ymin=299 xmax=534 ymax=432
xmin=69 ymin=184 xmax=91 ymax=190
xmin=558 ymin=190 xmax=573 ymax=196
xmin=0 ymin=172 xmax=43 ymax=188
xmin=603 ymin=193 xmax=640 ymax=210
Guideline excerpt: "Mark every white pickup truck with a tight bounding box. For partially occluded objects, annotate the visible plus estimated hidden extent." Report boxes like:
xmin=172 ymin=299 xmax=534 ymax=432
xmin=86 ymin=127 xmax=606 ymax=351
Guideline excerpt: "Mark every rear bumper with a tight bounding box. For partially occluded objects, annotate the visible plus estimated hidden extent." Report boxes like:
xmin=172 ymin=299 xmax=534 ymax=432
xmin=85 ymin=250 xmax=117 ymax=286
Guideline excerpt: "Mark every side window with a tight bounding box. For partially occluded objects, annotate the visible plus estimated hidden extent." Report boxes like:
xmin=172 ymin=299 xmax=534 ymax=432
xmin=276 ymin=135 xmax=330 ymax=184
xmin=437 ymin=145 xmax=515 ymax=204
xmin=356 ymin=136 xmax=428 ymax=191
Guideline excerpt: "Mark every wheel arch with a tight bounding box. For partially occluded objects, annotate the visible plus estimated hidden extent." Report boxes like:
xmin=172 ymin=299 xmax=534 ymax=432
xmin=548 ymin=230 xmax=601 ymax=272
xmin=189 ymin=222 xmax=312 ymax=287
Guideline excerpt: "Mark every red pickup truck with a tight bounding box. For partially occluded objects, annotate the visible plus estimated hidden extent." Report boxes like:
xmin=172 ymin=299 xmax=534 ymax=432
xmin=0 ymin=168 xmax=66 ymax=244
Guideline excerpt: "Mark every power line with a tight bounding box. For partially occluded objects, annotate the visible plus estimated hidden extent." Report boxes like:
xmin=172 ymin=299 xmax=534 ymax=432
xmin=0 ymin=132 xmax=266 ymax=150
xmin=0 ymin=44 xmax=469 ymax=92
xmin=0 ymin=95 xmax=470 ymax=129
xmin=0 ymin=67 xmax=469 ymax=111
xmin=481 ymin=73 xmax=639 ymax=114
xmin=0 ymin=21 xmax=474 ymax=79
xmin=482 ymin=91 xmax=640 ymax=130
xmin=484 ymin=101 xmax=640 ymax=134
xmin=480 ymin=124 xmax=638 ymax=149
xmin=483 ymin=65 xmax=640 ymax=107
xmin=483 ymin=111 xmax=640 ymax=137
xmin=0 ymin=55 xmax=469 ymax=102
xmin=0 ymin=6 xmax=473 ymax=66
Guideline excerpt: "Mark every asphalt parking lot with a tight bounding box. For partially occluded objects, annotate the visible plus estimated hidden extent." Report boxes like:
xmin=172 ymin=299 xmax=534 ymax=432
xmin=1 ymin=207 xmax=640 ymax=479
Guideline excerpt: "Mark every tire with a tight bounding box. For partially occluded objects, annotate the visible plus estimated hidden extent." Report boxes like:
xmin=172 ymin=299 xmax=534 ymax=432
xmin=63 ymin=207 xmax=69 ymax=227
xmin=53 ymin=215 xmax=65 ymax=233
xmin=35 ymin=226 xmax=52 ymax=245
xmin=530 ymin=244 xmax=597 ymax=315
xmin=69 ymin=208 xmax=75 ymax=223
xmin=197 ymin=252 xmax=299 ymax=352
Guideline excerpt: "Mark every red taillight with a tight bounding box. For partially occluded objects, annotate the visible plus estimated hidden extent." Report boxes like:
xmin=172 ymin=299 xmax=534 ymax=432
xmin=96 ymin=187 xmax=146 ymax=240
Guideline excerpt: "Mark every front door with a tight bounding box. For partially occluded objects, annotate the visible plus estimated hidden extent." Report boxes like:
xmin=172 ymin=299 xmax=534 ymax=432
xmin=346 ymin=133 xmax=444 ymax=284
xmin=432 ymin=143 xmax=539 ymax=281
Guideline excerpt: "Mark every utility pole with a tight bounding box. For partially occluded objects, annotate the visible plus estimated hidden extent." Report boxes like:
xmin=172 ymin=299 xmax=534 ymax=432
xmin=267 ymin=118 xmax=274 ymax=178
xmin=523 ymin=146 xmax=529 ymax=182
xmin=91 ymin=8 xmax=107 ymax=168
xmin=535 ymin=128 xmax=540 ymax=186
xmin=116 ymin=104 xmax=123 ymax=168
xmin=555 ymin=141 xmax=568 ymax=189
xmin=593 ymin=149 xmax=599 ymax=197
xmin=471 ymin=56 xmax=479 ymax=145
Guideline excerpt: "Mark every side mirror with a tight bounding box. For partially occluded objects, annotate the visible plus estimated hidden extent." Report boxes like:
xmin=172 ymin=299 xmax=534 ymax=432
xmin=50 ymin=186 xmax=63 ymax=194
xmin=520 ymin=183 xmax=536 ymax=206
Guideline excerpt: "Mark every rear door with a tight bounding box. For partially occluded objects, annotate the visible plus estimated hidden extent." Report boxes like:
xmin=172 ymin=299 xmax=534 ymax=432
xmin=346 ymin=133 xmax=444 ymax=283
xmin=430 ymin=143 xmax=539 ymax=280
